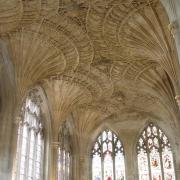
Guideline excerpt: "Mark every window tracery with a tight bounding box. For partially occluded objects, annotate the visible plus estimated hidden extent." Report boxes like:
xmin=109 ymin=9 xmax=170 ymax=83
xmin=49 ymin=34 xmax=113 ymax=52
xmin=13 ymin=92 xmax=44 ymax=180
xmin=92 ymin=129 xmax=126 ymax=180
xmin=137 ymin=123 xmax=176 ymax=180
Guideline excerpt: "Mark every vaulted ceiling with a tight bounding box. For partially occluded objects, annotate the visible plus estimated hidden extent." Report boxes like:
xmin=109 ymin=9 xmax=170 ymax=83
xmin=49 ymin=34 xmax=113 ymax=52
xmin=0 ymin=0 xmax=179 ymax=138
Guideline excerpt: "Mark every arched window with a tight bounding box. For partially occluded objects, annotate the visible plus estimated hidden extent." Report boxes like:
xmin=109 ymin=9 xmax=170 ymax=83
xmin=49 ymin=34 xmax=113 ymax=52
xmin=137 ymin=122 xmax=176 ymax=180
xmin=57 ymin=122 xmax=71 ymax=180
xmin=13 ymin=93 xmax=44 ymax=180
xmin=92 ymin=129 xmax=126 ymax=180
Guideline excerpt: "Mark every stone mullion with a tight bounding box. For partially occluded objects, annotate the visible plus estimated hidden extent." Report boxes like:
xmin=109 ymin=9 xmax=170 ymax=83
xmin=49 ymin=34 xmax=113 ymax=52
xmin=15 ymin=122 xmax=23 ymax=180
xmin=40 ymin=134 xmax=44 ymax=180
xmin=24 ymin=124 xmax=31 ymax=179
xmin=33 ymin=130 xmax=38 ymax=180
xmin=14 ymin=104 xmax=26 ymax=180
xmin=26 ymin=111 xmax=37 ymax=180
xmin=65 ymin=151 xmax=68 ymax=180
xmin=69 ymin=152 xmax=72 ymax=180
xmin=33 ymin=131 xmax=43 ymax=180
xmin=67 ymin=152 xmax=69 ymax=180
xmin=61 ymin=148 xmax=64 ymax=180
xmin=67 ymin=151 xmax=70 ymax=180
xmin=24 ymin=109 xmax=31 ymax=180
xmin=63 ymin=148 xmax=65 ymax=180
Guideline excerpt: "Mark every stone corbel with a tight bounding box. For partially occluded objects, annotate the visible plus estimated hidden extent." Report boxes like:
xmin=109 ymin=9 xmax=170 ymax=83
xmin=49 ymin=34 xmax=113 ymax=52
xmin=175 ymin=95 xmax=180 ymax=108
xmin=0 ymin=61 xmax=2 ymax=73
xmin=168 ymin=21 xmax=179 ymax=38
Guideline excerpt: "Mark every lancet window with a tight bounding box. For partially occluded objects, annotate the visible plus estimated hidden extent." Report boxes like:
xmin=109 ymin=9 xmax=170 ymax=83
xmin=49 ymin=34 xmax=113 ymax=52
xmin=92 ymin=129 xmax=126 ymax=180
xmin=13 ymin=92 xmax=44 ymax=180
xmin=137 ymin=123 xmax=176 ymax=180
xmin=57 ymin=123 xmax=71 ymax=180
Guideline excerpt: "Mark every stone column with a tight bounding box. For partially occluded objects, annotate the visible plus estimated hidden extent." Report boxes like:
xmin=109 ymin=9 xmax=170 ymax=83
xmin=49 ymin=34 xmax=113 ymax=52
xmin=0 ymin=43 xmax=15 ymax=179
xmin=124 ymin=144 xmax=138 ymax=180
xmin=72 ymin=153 xmax=79 ymax=180
xmin=174 ymin=140 xmax=180 ymax=179
xmin=122 ymin=131 xmax=139 ymax=180
xmin=50 ymin=142 xmax=59 ymax=180
xmin=0 ymin=112 xmax=14 ymax=179
xmin=79 ymin=153 xmax=89 ymax=180
xmin=176 ymin=169 xmax=180 ymax=180
xmin=175 ymin=158 xmax=180 ymax=179
xmin=72 ymin=134 xmax=90 ymax=180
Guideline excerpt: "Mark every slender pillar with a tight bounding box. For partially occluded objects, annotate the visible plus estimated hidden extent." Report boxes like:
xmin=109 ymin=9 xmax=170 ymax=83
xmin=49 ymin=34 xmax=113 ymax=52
xmin=50 ymin=142 xmax=59 ymax=180
xmin=175 ymin=140 xmax=180 ymax=180
xmin=123 ymin=131 xmax=138 ymax=180
xmin=79 ymin=153 xmax=89 ymax=180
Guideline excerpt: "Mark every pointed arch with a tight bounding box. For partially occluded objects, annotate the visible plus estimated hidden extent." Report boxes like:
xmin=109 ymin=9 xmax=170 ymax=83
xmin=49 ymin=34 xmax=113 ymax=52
xmin=91 ymin=129 xmax=126 ymax=180
xmin=12 ymin=85 xmax=52 ymax=180
xmin=13 ymin=90 xmax=45 ymax=180
xmin=137 ymin=122 xmax=176 ymax=180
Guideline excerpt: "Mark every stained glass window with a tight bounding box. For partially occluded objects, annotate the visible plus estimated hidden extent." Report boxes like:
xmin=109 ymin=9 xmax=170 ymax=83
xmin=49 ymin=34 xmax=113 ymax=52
xmin=137 ymin=123 xmax=176 ymax=180
xmin=57 ymin=123 xmax=71 ymax=180
xmin=92 ymin=129 xmax=126 ymax=180
xmin=13 ymin=92 xmax=44 ymax=180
